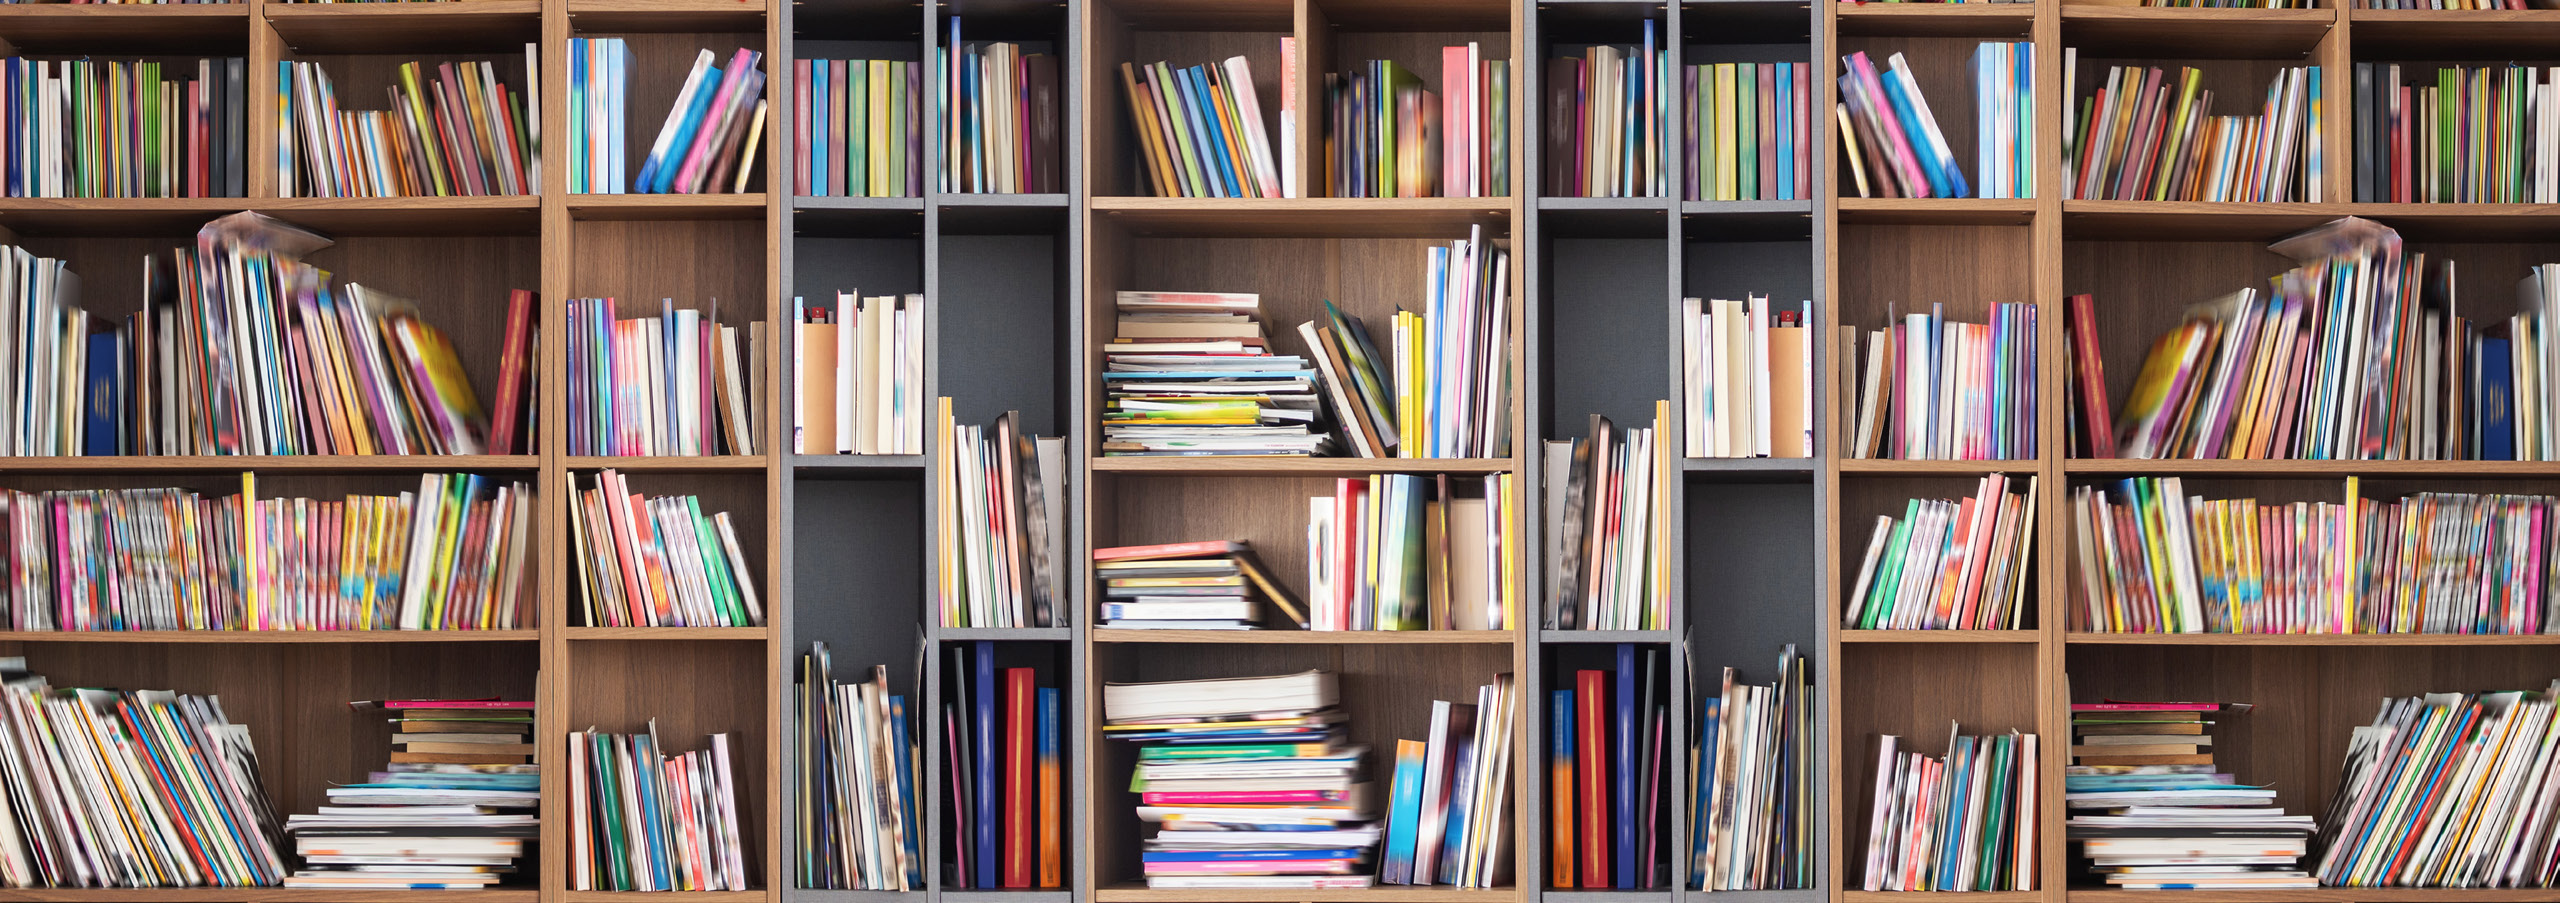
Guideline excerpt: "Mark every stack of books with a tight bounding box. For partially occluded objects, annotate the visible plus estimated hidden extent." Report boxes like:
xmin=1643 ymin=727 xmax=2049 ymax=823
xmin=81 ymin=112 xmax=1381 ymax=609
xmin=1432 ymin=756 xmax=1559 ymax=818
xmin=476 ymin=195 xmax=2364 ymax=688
xmin=2 ymin=472 xmax=535 ymax=632
xmin=2316 ymin=683 xmax=2560 ymax=886
xmin=286 ymin=762 xmax=539 ymax=890
xmin=1117 ymin=57 xmax=1284 ymax=198
xmin=1095 ymin=540 xmax=1305 ymax=630
xmin=1546 ymin=22 xmax=1666 ymax=198
xmin=4 ymin=57 xmax=247 ymax=197
xmin=2069 ymin=701 xmax=2314 ymax=890
xmin=935 ymin=406 xmax=1066 ymax=628
xmin=1682 ymin=296 xmax=1814 ymax=458
xmin=1326 ymin=49 xmax=1510 ymax=198
xmin=1843 ymin=474 xmax=2039 ymax=630
xmin=794 ymin=58 xmax=922 ymax=197
xmin=2355 ymin=66 xmax=2559 ymax=202
xmin=278 ymin=57 xmax=538 ymax=197
xmin=571 ymin=43 xmax=768 ymax=194
xmin=1296 ymin=229 xmax=1510 ymax=458
xmin=0 ymin=663 xmax=287 ymax=887
xmin=1106 ymin=670 xmax=1379 ymax=890
xmin=1306 ymin=474 xmax=1517 ymax=631
xmin=1545 ymin=409 xmax=1670 ymax=631
xmin=1689 ymin=647 xmax=1814 ymax=891
xmin=795 ymin=643 xmax=924 ymax=890
xmin=794 ymin=292 xmax=923 ymax=455
xmin=2072 ymin=476 xmax=2560 ymax=635
xmin=942 ymin=642 xmax=1064 ymax=888
xmin=566 ymin=469 xmax=764 ymax=628
xmin=1106 ymin=291 xmax=1327 ymax=457
xmin=569 ymin=724 xmax=751 ymax=891
xmin=1971 ymin=42 xmax=2033 ymax=199
xmin=369 ymin=699 xmax=536 ymax=763
xmin=1836 ymin=51 xmax=1969 ymax=199
xmin=2065 ymin=57 xmax=2322 ymax=202
xmin=566 ymin=297 xmax=760 ymax=456
xmin=1684 ymin=60 xmax=1813 ymax=202
xmin=1550 ymin=646 xmax=1664 ymax=888
xmin=1846 ymin=302 xmax=2040 ymax=460
xmin=1382 ymin=674 xmax=1516 ymax=887
xmin=1859 ymin=727 xmax=2038 ymax=891
xmin=941 ymin=22 xmax=1061 ymax=194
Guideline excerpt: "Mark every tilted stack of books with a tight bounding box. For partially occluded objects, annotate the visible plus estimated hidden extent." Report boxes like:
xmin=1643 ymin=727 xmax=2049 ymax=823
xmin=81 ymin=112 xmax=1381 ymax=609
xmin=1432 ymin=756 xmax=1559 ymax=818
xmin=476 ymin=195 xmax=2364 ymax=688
xmin=1094 ymin=540 xmax=1305 ymax=631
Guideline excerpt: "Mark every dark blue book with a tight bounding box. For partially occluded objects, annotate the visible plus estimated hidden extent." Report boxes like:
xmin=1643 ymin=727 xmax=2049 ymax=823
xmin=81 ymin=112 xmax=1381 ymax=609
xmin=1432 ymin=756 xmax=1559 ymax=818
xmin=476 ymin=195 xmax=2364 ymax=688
xmin=1687 ymin=696 xmax=1720 ymax=890
xmin=2479 ymin=336 xmax=2514 ymax=460
xmin=890 ymin=694 xmax=924 ymax=887
xmin=1143 ymin=848 xmax=1366 ymax=862
xmin=1612 ymin=643 xmax=1636 ymax=888
xmin=972 ymin=641 xmax=998 ymax=888
xmin=84 ymin=332 xmax=119 ymax=456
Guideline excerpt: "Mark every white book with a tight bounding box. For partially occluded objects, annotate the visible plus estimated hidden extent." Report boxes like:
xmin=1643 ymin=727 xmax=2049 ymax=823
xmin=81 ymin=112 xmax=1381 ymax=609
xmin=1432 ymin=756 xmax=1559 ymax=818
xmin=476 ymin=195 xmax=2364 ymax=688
xmin=1750 ymin=294 xmax=1772 ymax=456
xmin=837 ymin=291 xmax=858 ymax=454
xmin=868 ymin=295 xmax=894 ymax=455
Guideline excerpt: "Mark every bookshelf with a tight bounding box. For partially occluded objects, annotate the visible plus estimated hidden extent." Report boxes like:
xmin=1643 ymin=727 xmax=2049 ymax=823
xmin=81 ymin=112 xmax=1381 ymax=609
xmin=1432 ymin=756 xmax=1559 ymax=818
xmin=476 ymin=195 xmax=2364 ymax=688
xmin=3 ymin=0 xmax=2558 ymax=901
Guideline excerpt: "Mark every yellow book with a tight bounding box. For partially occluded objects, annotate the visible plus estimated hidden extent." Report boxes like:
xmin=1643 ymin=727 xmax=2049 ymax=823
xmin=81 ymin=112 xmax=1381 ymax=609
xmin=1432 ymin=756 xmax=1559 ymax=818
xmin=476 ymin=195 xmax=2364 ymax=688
xmin=1715 ymin=64 xmax=1737 ymax=200
xmin=871 ymin=60 xmax=893 ymax=197
xmin=395 ymin=62 xmax=452 ymax=196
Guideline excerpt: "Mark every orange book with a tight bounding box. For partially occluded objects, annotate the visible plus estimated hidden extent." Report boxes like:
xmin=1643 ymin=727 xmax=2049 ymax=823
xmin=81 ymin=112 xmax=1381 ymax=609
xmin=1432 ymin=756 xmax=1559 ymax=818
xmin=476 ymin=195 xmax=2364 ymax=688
xmin=797 ymin=318 xmax=838 ymax=454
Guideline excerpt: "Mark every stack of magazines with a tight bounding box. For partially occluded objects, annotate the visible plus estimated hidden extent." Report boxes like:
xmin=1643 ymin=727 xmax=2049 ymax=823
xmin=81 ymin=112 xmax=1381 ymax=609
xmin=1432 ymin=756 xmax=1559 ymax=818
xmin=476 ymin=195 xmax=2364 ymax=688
xmin=1105 ymin=291 xmax=1327 ymax=456
xmin=2069 ymin=702 xmax=2312 ymax=890
xmin=286 ymin=701 xmax=539 ymax=890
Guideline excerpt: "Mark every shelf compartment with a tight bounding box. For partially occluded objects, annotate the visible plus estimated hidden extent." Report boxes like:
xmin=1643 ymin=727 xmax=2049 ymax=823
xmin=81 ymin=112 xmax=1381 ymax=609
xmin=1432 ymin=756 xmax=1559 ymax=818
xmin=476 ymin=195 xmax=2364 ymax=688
xmin=1839 ymin=629 xmax=2041 ymax=644
xmin=2066 ymin=631 xmax=2560 ymax=647
xmin=1833 ymin=3 xmax=2033 ymax=38
xmin=1094 ymin=628 xmax=1517 ymax=644
xmin=567 ymin=0 xmax=769 ymax=33
xmin=265 ymin=1 xmax=543 ymax=54
xmin=0 ymin=630 xmax=539 ymax=644
xmin=2347 ymin=7 xmax=2560 ymax=58
xmin=2058 ymin=5 xmax=2332 ymax=59
xmin=0 ymin=4 xmax=248 ymax=54
xmin=1089 ymin=197 xmax=1514 ymax=238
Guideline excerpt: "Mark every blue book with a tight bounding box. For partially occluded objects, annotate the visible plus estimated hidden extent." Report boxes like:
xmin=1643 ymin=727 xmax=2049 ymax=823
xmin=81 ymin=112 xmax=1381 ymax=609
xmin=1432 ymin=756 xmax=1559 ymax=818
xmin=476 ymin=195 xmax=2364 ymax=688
xmin=568 ymin=41 xmax=584 ymax=191
xmin=972 ymin=641 xmax=998 ymax=888
xmin=1935 ymin=736 xmax=1975 ymax=890
xmin=1178 ymin=66 xmax=1238 ymax=197
xmin=647 ymin=59 xmax=729 ymax=194
xmin=1612 ymin=643 xmax=1636 ymax=888
xmin=85 ymin=332 xmax=117 ymax=455
xmin=812 ymin=60 xmax=830 ymax=196
xmin=1891 ymin=61 xmax=1969 ymax=199
xmin=1687 ymin=696 xmax=1720 ymax=889
xmin=1775 ymin=63 xmax=1793 ymax=200
xmin=1874 ymin=64 xmax=1949 ymax=198
xmin=1143 ymin=849 xmax=1366 ymax=863
xmin=2480 ymin=336 xmax=2514 ymax=459
xmin=1380 ymin=739 xmax=1425 ymax=883
xmin=1434 ymin=715 xmax=1479 ymax=883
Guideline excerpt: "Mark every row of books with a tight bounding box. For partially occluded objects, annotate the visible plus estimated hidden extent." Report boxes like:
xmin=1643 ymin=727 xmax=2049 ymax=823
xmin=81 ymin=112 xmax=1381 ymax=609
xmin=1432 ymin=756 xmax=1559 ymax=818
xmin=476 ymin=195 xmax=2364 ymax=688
xmin=2317 ymin=684 xmax=2560 ymax=887
xmin=279 ymin=56 xmax=537 ymax=198
xmin=1860 ymin=727 xmax=2039 ymax=891
xmin=2066 ymin=57 xmax=2324 ymax=202
xmin=1685 ymin=61 xmax=1813 ymax=202
xmin=566 ymin=297 xmax=760 ymax=457
xmin=0 ymin=667 xmax=285 ymax=887
xmin=794 ymin=58 xmax=921 ymax=198
xmin=1689 ymin=648 xmax=1814 ymax=891
xmin=942 ymin=24 xmax=1062 ymax=195
xmin=1383 ymin=674 xmax=1516 ymax=887
xmin=1546 ymin=23 xmax=1668 ymax=199
xmin=569 ymin=41 xmax=767 ymax=194
xmin=566 ymin=469 xmax=764 ymax=628
xmin=2071 ymin=477 xmax=2560 ymax=635
xmin=1093 ymin=539 xmax=1298 ymax=630
xmin=285 ymin=699 xmax=538 ymax=890
xmin=937 ymin=407 xmax=1066 ymax=629
xmin=1328 ymin=53 xmax=1512 ymax=199
xmin=2 ymin=473 xmax=534 ymax=632
xmin=794 ymin=292 xmax=922 ymax=455
xmin=1844 ymin=474 xmax=2040 ymax=631
xmin=568 ymin=724 xmax=750 ymax=891
xmin=1837 ymin=51 xmax=1972 ymax=199
xmin=2354 ymin=64 xmax=2560 ymax=204
xmin=1309 ymin=475 xmax=1517 ymax=631
xmin=2068 ymin=701 xmax=2314 ymax=890
xmin=1119 ymin=57 xmax=1284 ymax=198
xmin=943 ymin=643 xmax=1064 ymax=888
xmin=1682 ymin=296 xmax=1813 ymax=458
xmin=1546 ymin=410 xmax=1669 ymax=631
xmin=1106 ymin=669 xmax=1379 ymax=890
xmin=794 ymin=644 xmax=923 ymax=890
xmin=5 ymin=57 xmax=247 ymax=198
xmin=1103 ymin=291 xmax=1327 ymax=456
xmin=1551 ymin=646 xmax=1664 ymax=888
xmin=1971 ymin=42 xmax=2034 ymax=200
xmin=1847 ymin=303 xmax=2041 ymax=461
xmin=1324 ymin=229 xmax=1512 ymax=458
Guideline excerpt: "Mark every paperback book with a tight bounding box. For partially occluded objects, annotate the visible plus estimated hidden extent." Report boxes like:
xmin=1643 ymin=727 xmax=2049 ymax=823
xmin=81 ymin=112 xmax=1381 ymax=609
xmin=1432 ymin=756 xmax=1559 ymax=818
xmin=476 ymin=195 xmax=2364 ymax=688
xmin=568 ymin=723 xmax=750 ymax=890
xmin=1843 ymin=473 xmax=2040 ymax=630
xmin=1119 ymin=55 xmax=1283 ymax=198
xmin=566 ymin=468 xmax=764 ymax=628
xmin=278 ymin=55 xmax=537 ymax=197
xmin=1859 ymin=726 xmax=2037 ymax=891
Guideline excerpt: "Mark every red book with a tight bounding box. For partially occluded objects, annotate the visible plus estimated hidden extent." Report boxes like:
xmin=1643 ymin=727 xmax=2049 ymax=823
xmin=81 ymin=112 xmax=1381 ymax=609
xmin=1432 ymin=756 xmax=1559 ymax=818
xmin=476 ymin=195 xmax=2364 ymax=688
xmin=1575 ymin=670 xmax=1608 ymax=888
xmin=2072 ymin=701 xmax=2228 ymax=712
xmin=488 ymin=289 xmax=535 ymax=455
xmin=2067 ymin=294 xmax=2116 ymax=458
xmin=1003 ymin=667 xmax=1035 ymax=888
xmin=1092 ymin=540 xmax=1246 ymax=563
xmin=1139 ymin=790 xmax=1345 ymax=805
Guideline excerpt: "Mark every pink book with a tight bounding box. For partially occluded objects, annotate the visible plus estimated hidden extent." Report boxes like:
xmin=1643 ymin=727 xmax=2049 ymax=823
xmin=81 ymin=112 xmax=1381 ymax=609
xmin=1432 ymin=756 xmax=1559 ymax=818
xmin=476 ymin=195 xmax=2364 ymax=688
xmin=1641 ymin=706 xmax=1664 ymax=879
xmin=1442 ymin=45 xmax=1468 ymax=198
xmin=1844 ymin=52 xmax=1933 ymax=199
xmin=675 ymin=48 xmax=757 ymax=194
xmin=1139 ymin=790 xmax=1343 ymax=805
xmin=1144 ymin=860 xmax=1358 ymax=875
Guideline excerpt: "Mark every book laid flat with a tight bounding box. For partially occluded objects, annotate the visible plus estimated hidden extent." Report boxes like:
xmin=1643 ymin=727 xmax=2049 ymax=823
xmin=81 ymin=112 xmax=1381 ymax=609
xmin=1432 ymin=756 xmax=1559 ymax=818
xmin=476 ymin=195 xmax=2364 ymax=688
xmin=5 ymin=56 xmax=249 ymax=198
xmin=286 ymin=699 xmax=538 ymax=890
xmin=2068 ymin=701 xmax=2313 ymax=890
xmin=1843 ymin=473 xmax=2039 ymax=630
xmin=1544 ymin=407 xmax=1672 ymax=631
xmin=1682 ymin=295 xmax=1813 ymax=458
xmin=569 ymin=722 xmax=749 ymax=891
xmin=1860 ymin=726 xmax=2037 ymax=891
xmin=1844 ymin=301 xmax=2039 ymax=461
xmin=1548 ymin=21 xmax=1666 ymax=199
xmin=1304 ymin=473 xmax=1516 ymax=631
xmin=1106 ymin=291 xmax=1329 ymax=456
xmin=794 ymin=58 xmax=923 ymax=198
xmin=567 ymin=297 xmax=759 ymax=456
xmin=1684 ymin=58 xmax=1815 ymax=202
xmin=937 ymin=406 xmax=1065 ymax=629
xmin=795 ymin=643 xmax=924 ymax=890
xmin=279 ymin=54 xmax=538 ymax=198
xmin=1093 ymin=539 xmax=1307 ymax=630
xmin=941 ymin=642 xmax=1063 ymax=888
xmin=2064 ymin=55 xmax=2320 ymax=202
xmin=794 ymin=292 xmax=922 ymax=455
xmin=942 ymin=19 xmax=1060 ymax=194
xmin=566 ymin=469 xmax=764 ymax=628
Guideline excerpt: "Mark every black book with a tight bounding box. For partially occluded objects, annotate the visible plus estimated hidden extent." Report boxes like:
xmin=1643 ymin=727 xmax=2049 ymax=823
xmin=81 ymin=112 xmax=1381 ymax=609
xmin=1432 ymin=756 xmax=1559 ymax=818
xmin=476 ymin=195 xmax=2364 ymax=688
xmin=2354 ymin=62 xmax=2373 ymax=202
xmin=225 ymin=58 xmax=246 ymax=197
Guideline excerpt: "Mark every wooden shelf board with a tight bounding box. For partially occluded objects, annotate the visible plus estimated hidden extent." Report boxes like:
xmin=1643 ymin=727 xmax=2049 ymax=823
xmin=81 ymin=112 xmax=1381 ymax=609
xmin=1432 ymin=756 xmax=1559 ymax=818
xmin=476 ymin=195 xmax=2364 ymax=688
xmin=1837 ymin=197 xmax=2034 ymax=226
xmin=562 ymin=626 xmax=772 ymax=640
xmin=1834 ymin=3 xmax=2034 ymax=37
xmin=0 ymin=454 xmax=539 ymax=474
xmin=1092 ymin=457 xmax=1517 ymax=476
xmin=565 ymin=455 xmax=772 ymax=472
xmin=1089 ymin=197 xmax=1511 ymax=238
xmin=2061 ymin=200 xmax=2560 ymax=241
xmin=265 ymin=1 xmax=543 ymax=53
xmin=2066 ymin=631 xmax=2560 ymax=647
xmin=2058 ymin=5 xmax=2331 ymax=59
xmin=566 ymin=193 xmax=768 ymax=221
xmin=0 ymin=197 xmax=540 ymax=238
xmin=1094 ymin=885 xmax=1518 ymax=903
xmin=1838 ymin=458 xmax=2039 ymax=475
xmin=2068 ymin=890 xmax=2560 ymax=903
xmin=2063 ymin=458 xmax=2560 ymax=478
xmin=0 ymin=890 xmax=537 ymax=903
xmin=0 ymin=630 xmax=538 ymax=644
xmin=2346 ymin=7 xmax=2560 ymax=57
xmin=1093 ymin=629 xmax=1518 ymax=645
xmin=564 ymin=0 xmax=766 ymax=32
xmin=0 ymin=4 xmax=248 ymax=53
xmin=1840 ymin=629 xmax=2042 ymax=644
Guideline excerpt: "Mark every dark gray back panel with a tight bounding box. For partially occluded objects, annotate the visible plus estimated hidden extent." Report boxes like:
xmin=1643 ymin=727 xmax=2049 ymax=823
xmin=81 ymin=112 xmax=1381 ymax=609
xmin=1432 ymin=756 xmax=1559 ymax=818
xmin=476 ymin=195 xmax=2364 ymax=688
xmin=937 ymin=234 xmax=1067 ymax=435
xmin=1545 ymin=237 xmax=1673 ymax=439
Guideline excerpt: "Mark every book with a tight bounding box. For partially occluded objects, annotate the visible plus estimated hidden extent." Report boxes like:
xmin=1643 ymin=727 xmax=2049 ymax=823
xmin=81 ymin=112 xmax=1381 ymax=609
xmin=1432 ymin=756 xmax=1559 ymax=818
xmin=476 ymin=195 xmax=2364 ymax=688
xmin=566 ymin=297 xmax=758 ymax=456
xmin=1550 ymin=23 xmax=1667 ymax=198
xmin=1544 ymin=407 xmax=1671 ymax=631
xmin=943 ymin=21 xmax=1060 ymax=194
xmin=1682 ymin=295 xmax=1814 ymax=458
xmin=937 ymin=406 xmax=1064 ymax=628
xmin=565 ymin=468 xmax=764 ymax=628
xmin=1846 ymin=302 xmax=2039 ymax=460
xmin=794 ymin=58 xmax=922 ymax=197
xmin=2067 ymin=60 xmax=2320 ymax=202
xmin=1303 ymin=474 xmax=1513 ymax=631
xmin=793 ymin=643 xmax=922 ymax=890
xmin=569 ymin=724 xmax=748 ymax=891
xmin=1686 ymin=59 xmax=1814 ymax=201
xmin=1326 ymin=51 xmax=1508 ymax=198
xmin=4 ymin=57 xmax=249 ymax=198
xmin=1842 ymin=473 xmax=2039 ymax=630
xmin=1860 ymin=726 xmax=2037 ymax=891
xmin=793 ymin=293 xmax=923 ymax=455
xmin=279 ymin=55 xmax=537 ymax=197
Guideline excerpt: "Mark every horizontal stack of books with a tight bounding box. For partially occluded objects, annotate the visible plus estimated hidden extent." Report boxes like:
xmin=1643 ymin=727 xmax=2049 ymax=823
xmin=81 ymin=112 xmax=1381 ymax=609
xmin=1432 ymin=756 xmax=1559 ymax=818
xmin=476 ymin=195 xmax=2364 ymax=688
xmin=941 ymin=22 xmax=1062 ymax=194
xmin=794 ymin=58 xmax=922 ymax=197
xmin=935 ymin=407 xmax=1065 ymax=629
xmin=1327 ymin=50 xmax=1509 ymax=198
xmin=2065 ymin=57 xmax=2322 ymax=202
xmin=566 ymin=469 xmax=764 ymax=628
xmin=1105 ymin=670 xmax=1380 ymax=890
xmin=1094 ymin=540 xmax=1304 ymax=630
xmin=1106 ymin=291 xmax=1327 ymax=457
xmin=369 ymin=698 xmax=535 ymax=765
xmin=1844 ymin=474 xmax=2039 ymax=631
xmin=2351 ymin=64 xmax=2557 ymax=203
xmin=1550 ymin=646 xmax=1663 ymax=888
xmin=1689 ymin=647 xmax=1814 ymax=891
xmin=1685 ymin=60 xmax=1812 ymax=202
xmin=1847 ymin=302 xmax=2040 ymax=460
xmin=1383 ymin=674 xmax=1515 ymax=887
xmin=279 ymin=57 xmax=538 ymax=197
xmin=286 ymin=699 xmax=538 ymax=890
xmin=569 ymin=724 xmax=750 ymax=891
xmin=3 ymin=472 xmax=534 ymax=632
xmin=1118 ymin=56 xmax=1283 ymax=198
xmin=1836 ymin=51 xmax=1969 ymax=198
xmin=1546 ymin=409 xmax=1670 ymax=631
xmin=795 ymin=292 xmax=923 ymax=455
xmin=1307 ymin=474 xmax=1516 ymax=631
xmin=1546 ymin=22 xmax=1666 ymax=198
xmin=1860 ymin=727 xmax=2038 ymax=891
xmin=795 ymin=644 xmax=923 ymax=890
xmin=2316 ymin=683 xmax=2560 ymax=886
xmin=943 ymin=642 xmax=1064 ymax=888
xmin=2069 ymin=701 xmax=2313 ymax=890
xmin=4 ymin=57 xmax=247 ymax=198
xmin=566 ymin=297 xmax=760 ymax=456
xmin=1682 ymin=295 xmax=1814 ymax=458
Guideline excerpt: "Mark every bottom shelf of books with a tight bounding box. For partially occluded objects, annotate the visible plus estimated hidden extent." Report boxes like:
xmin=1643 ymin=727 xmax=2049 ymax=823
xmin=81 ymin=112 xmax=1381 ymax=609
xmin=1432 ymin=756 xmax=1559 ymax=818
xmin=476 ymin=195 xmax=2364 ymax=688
xmin=564 ymin=638 xmax=766 ymax=893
